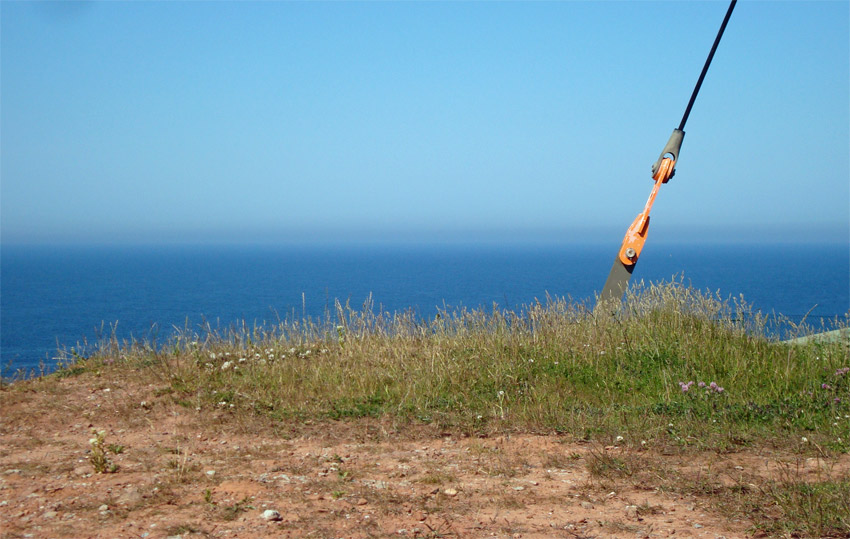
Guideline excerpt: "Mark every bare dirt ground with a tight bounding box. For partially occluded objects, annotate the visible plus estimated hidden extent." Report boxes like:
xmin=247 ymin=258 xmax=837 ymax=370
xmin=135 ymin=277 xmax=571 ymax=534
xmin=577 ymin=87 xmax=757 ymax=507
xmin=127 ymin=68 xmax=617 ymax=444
xmin=2 ymin=372 xmax=847 ymax=539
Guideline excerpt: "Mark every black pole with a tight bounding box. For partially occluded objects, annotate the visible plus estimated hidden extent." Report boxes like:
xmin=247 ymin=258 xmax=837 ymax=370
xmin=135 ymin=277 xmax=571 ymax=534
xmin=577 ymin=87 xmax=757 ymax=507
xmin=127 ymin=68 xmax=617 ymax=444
xmin=678 ymin=0 xmax=737 ymax=132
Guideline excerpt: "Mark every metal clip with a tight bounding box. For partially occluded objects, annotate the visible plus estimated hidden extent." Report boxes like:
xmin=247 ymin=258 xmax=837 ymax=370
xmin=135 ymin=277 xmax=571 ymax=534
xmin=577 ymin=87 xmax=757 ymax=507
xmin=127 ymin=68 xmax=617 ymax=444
xmin=651 ymin=129 xmax=685 ymax=180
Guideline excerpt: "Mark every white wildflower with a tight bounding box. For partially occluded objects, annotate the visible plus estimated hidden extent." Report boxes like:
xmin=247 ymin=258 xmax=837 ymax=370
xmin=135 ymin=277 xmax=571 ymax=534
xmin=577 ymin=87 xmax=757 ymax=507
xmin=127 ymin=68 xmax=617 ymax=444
xmin=220 ymin=360 xmax=234 ymax=371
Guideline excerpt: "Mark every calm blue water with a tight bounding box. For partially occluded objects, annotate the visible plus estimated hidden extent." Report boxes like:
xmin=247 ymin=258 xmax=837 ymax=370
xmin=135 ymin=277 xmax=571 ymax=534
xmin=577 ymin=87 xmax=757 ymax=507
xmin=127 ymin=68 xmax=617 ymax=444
xmin=2 ymin=243 xmax=848 ymax=377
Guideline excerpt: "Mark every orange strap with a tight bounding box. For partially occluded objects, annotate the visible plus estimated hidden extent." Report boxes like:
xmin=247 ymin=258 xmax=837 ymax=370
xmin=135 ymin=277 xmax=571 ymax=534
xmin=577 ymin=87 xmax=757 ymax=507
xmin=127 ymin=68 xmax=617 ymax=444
xmin=617 ymin=158 xmax=675 ymax=266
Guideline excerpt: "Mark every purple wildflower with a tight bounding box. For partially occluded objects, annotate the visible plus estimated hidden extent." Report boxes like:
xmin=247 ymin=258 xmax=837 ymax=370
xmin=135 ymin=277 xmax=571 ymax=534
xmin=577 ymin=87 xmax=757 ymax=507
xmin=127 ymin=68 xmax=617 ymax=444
xmin=679 ymin=381 xmax=695 ymax=393
xmin=822 ymin=383 xmax=832 ymax=390
xmin=698 ymin=381 xmax=706 ymax=388
xmin=834 ymin=367 xmax=849 ymax=377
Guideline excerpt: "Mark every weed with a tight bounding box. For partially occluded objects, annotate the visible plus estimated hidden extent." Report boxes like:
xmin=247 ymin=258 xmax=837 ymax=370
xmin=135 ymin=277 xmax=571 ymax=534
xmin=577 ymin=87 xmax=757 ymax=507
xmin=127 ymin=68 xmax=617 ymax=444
xmin=107 ymin=443 xmax=124 ymax=454
xmin=165 ymin=524 xmax=201 ymax=536
xmin=165 ymin=447 xmax=198 ymax=483
xmin=730 ymin=460 xmax=850 ymax=537
xmin=586 ymin=450 xmax=633 ymax=480
xmin=88 ymin=428 xmax=118 ymax=474
xmin=220 ymin=496 xmax=253 ymax=521
xmin=420 ymin=470 xmax=457 ymax=485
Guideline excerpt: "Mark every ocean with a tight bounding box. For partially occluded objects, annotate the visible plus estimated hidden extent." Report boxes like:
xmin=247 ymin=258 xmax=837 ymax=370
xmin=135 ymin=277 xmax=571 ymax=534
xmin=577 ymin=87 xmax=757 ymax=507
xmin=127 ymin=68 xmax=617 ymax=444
xmin=2 ymin=242 xmax=848 ymax=377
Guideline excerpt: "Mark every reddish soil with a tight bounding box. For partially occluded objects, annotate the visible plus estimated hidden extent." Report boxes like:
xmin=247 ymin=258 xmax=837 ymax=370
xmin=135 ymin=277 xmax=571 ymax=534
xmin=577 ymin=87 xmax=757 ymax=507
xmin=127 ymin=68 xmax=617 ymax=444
xmin=1 ymin=373 xmax=846 ymax=538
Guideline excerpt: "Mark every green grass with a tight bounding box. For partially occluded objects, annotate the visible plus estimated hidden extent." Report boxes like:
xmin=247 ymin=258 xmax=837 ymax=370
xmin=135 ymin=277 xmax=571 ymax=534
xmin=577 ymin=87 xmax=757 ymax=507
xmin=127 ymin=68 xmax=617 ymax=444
xmin=52 ymin=279 xmax=849 ymax=450
xmin=753 ymin=476 xmax=850 ymax=537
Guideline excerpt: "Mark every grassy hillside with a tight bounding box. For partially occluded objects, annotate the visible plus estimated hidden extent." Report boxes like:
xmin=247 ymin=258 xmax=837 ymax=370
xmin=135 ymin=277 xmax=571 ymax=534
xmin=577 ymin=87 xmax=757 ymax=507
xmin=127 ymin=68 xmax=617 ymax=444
xmin=44 ymin=279 xmax=849 ymax=452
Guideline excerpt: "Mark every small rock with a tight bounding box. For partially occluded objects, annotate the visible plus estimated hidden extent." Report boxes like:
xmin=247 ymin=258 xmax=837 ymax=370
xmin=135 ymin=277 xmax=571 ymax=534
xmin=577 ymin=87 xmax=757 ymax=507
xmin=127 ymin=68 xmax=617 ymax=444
xmin=580 ymin=501 xmax=594 ymax=510
xmin=116 ymin=488 xmax=143 ymax=506
xmin=694 ymin=523 xmax=704 ymax=529
xmin=356 ymin=498 xmax=368 ymax=506
xmin=414 ymin=511 xmax=427 ymax=521
xmin=625 ymin=505 xmax=639 ymax=519
xmin=98 ymin=504 xmax=109 ymax=512
xmin=512 ymin=486 xmax=525 ymax=491
xmin=262 ymin=509 xmax=282 ymax=521
xmin=205 ymin=470 xmax=216 ymax=477
xmin=42 ymin=511 xmax=58 ymax=519
xmin=443 ymin=488 xmax=458 ymax=496
xmin=3 ymin=469 xmax=21 ymax=475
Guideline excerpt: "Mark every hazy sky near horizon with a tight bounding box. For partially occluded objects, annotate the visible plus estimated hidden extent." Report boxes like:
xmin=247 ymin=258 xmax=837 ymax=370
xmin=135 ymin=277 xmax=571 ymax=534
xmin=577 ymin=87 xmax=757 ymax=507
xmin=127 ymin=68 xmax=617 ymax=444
xmin=2 ymin=1 xmax=848 ymax=246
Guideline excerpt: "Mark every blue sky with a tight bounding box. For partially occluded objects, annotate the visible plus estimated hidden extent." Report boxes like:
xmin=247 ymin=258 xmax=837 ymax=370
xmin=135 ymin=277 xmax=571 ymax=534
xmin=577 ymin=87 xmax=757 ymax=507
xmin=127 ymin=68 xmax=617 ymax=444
xmin=2 ymin=1 xmax=848 ymax=245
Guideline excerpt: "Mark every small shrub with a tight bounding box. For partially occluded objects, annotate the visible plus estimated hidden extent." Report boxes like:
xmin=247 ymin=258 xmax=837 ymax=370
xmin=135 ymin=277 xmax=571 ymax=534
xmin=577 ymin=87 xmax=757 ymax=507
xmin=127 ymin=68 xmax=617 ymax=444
xmin=88 ymin=428 xmax=118 ymax=474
